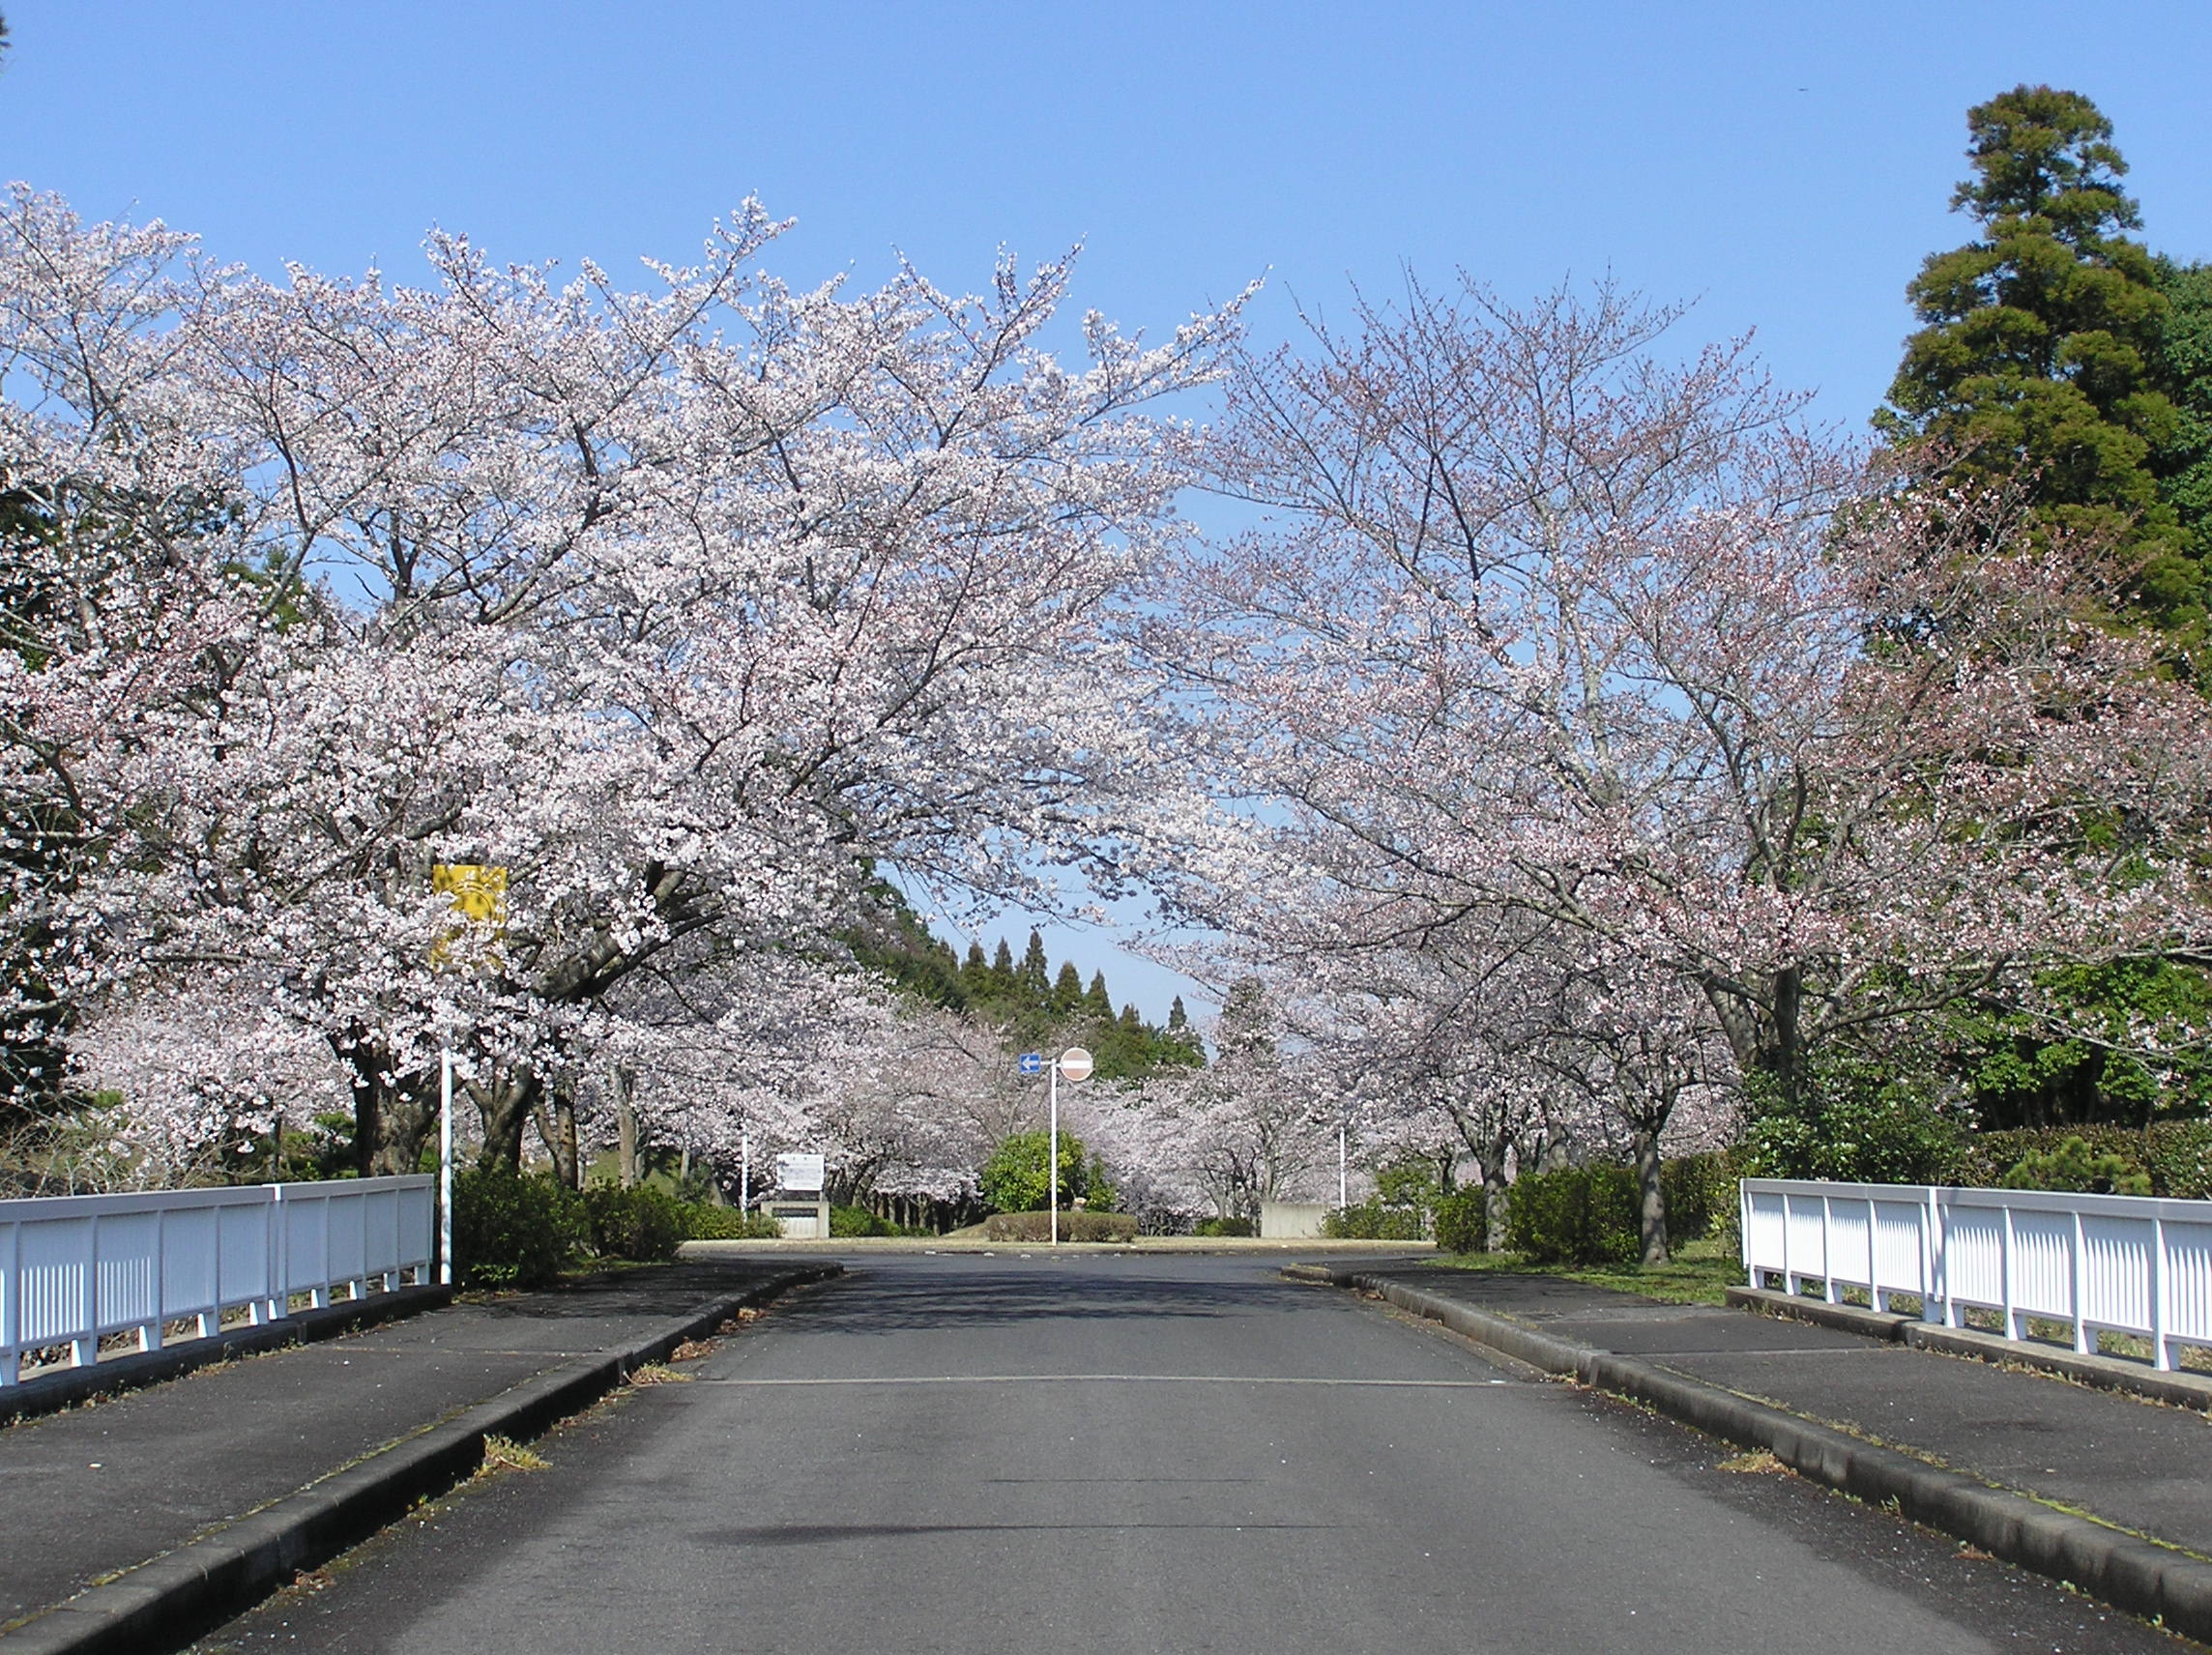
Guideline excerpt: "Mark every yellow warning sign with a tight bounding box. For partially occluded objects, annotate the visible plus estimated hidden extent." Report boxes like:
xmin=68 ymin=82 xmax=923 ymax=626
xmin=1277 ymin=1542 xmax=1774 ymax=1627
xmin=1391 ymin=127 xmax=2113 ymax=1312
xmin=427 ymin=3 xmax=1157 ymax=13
xmin=430 ymin=864 xmax=508 ymax=971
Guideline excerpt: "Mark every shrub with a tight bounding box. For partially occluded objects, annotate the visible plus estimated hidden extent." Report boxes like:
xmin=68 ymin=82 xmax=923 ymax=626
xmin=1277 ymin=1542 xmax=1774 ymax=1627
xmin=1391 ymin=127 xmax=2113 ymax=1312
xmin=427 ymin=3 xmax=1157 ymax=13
xmin=830 ymin=1204 xmax=899 ymax=1237
xmin=1736 ymin=1063 xmax=1965 ymax=1186
xmin=453 ymin=1167 xmax=587 ymax=1289
xmin=2147 ymin=1122 xmax=2212 ymax=1199
xmin=1431 ymin=1189 xmax=1488 ymax=1254
xmin=1084 ymin=1156 xmax=1121 ymax=1213
xmin=1659 ymin=1151 xmax=1734 ymax=1242
xmin=979 ymin=1130 xmax=1089 ymax=1212
xmin=981 ymin=1209 xmax=1138 ymax=1242
xmin=1320 ymin=1200 xmax=1427 ymax=1240
xmin=1191 ymin=1215 xmax=1255 ymax=1237
xmin=582 ymin=1184 xmax=685 ymax=1262
xmin=1505 ymin=1164 xmax=1640 ymax=1266
xmin=675 ymin=1203 xmax=785 ymax=1240
xmin=1947 ymin=1122 xmax=2212 ymax=1197
xmin=1999 ymin=1135 xmax=2152 ymax=1196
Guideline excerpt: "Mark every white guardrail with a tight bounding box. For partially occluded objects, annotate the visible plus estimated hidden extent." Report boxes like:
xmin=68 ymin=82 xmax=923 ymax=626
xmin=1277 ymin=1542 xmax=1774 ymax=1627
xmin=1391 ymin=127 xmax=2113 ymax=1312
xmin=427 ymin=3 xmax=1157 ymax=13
xmin=1740 ymin=1177 xmax=2212 ymax=1372
xmin=0 ymin=1176 xmax=435 ymax=1386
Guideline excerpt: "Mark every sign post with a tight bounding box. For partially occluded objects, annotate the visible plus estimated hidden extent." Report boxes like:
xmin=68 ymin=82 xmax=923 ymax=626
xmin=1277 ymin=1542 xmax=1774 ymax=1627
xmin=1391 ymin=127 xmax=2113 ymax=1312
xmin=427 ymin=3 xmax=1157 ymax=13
xmin=430 ymin=863 xmax=507 ymax=1288
xmin=439 ymin=1046 xmax=454 ymax=1284
xmin=1049 ymin=1047 xmax=1093 ymax=1246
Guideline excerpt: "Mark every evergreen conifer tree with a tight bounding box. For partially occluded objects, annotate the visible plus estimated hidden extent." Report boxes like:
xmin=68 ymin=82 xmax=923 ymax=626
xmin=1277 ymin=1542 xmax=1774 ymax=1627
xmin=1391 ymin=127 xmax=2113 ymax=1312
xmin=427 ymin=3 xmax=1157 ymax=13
xmin=1051 ymin=961 xmax=1083 ymax=1012
xmin=1018 ymin=930 xmax=1051 ymax=1001
xmin=1882 ymin=85 xmax=2199 ymax=635
xmin=2156 ymin=259 xmax=2212 ymax=578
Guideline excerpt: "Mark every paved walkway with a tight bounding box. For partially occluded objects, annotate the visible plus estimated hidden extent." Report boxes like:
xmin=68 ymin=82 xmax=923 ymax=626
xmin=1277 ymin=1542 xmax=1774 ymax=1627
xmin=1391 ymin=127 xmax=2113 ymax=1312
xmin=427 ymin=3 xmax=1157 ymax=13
xmin=0 ymin=1261 xmax=816 ymax=1633
xmin=1358 ymin=1267 xmax=2212 ymax=1560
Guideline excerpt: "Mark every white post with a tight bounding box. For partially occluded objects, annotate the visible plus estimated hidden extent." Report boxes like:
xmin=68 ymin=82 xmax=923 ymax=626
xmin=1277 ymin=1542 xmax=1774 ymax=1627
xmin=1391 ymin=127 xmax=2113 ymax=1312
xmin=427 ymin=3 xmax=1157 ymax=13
xmin=1740 ymin=1181 xmax=1752 ymax=1288
xmin=2152 ymin=1216 xmax=2171 ymax=1372
xmin=439 ymin=1045 xmax=454 ymax=1287
xmin=1338 ymin=1121 xmax=1348 ymax=1211
xmin=1868 ymin=1197 xmax=1882 ymax=1312
xmin=1049 ymin=1064 xmax=1060 ymax=1247
xmin=741 ymin=1121 xmax=751 ymax=1214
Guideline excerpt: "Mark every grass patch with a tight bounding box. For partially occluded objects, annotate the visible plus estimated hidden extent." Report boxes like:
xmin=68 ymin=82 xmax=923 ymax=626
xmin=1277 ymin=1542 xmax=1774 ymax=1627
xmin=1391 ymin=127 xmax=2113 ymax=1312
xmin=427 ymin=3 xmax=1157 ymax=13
xmin=477 ymin=1435 xmax=549 ymax=1476
xmin=1425 ymin=1235 xmax=1743 ymax=1305
xmin=1717 ymin=1450 xmax=1787 ymax=1474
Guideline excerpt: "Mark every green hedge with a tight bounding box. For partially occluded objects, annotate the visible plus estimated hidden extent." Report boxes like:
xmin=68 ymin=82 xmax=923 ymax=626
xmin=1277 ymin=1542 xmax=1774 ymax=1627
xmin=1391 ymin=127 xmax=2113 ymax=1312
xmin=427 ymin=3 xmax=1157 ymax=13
xmin=455 ymin=1172 xmax=802 ymax=1286
xmin=1192 ymin=1215 xmax=1255 ymax=1237
xmin=1945 ymin=1122 xmax=2212 ymax=1197
xmin=675 ymin=1203 xmax=785 ymax=1240
xmin=1432 ymin=1189 xmax=1487 ymax=1254
xmin=453 ymin=1167 xmax=587 ymax=1289
xmin=982 ymin=1209 xmax=1138 ymax=1242
xmin=1320 ymin=1200 xmax=1428 ymax=1240
xmin=832 ymin=1204 xmax=918 ymax=1237
xmin=583 ymin=1184 xmax=685 ymax=1262
xmin=1997 ymin=1134 xmax=2152 ymax=1196
xmin=1505 ymin=1165 xmax=1640 ymax=1266
xmin=1660 ymin=1152 xmax=1733 ymax=1242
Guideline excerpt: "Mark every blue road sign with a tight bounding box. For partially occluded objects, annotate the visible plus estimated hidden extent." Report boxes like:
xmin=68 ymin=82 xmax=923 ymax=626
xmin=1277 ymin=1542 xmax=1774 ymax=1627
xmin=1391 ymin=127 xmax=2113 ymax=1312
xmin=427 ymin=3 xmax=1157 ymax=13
xmin=1018 ymin=1052 xmax=1043 ymax=1075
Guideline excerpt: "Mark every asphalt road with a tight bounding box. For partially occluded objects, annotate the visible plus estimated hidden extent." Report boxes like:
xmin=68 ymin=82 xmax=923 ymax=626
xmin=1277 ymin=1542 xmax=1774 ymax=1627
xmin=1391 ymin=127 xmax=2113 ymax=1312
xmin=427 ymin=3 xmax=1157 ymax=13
xmin=192 ymin=1255 xmax=2195 ymax=1655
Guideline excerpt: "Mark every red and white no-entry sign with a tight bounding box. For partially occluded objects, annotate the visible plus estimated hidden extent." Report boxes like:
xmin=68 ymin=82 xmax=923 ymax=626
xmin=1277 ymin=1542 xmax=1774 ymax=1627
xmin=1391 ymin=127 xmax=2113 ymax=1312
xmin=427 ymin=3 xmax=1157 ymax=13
xmin=1055 ymin=1046 xmax=1093 ymax=1083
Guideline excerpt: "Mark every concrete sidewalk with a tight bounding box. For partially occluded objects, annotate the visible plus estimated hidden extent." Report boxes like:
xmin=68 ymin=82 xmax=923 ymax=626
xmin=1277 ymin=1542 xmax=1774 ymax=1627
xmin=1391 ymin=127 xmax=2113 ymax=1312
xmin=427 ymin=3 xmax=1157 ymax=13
xmin=1311 ymin=1263 xmax=2212 ymax=1639
xmin=0 ymin=1259 xmax=837 ymax=1652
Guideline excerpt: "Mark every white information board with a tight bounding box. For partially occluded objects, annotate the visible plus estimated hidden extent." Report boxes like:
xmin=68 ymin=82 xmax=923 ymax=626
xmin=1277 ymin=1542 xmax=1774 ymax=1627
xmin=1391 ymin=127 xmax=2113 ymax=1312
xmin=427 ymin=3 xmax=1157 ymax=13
xmin=774 ymin=1151 xmax=827 ymax=1193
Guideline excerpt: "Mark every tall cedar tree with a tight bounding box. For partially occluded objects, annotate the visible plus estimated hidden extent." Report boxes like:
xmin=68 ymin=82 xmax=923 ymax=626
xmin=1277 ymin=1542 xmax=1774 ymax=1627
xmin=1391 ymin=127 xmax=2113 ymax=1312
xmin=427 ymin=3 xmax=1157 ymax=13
xmin=1886 ymin=88 xmax=2212 ymax=1127
xmin=1882 ymin=85 xmax=2202 ymax=642
xmin=2156 ymin=259 xmax=2212 ymax=577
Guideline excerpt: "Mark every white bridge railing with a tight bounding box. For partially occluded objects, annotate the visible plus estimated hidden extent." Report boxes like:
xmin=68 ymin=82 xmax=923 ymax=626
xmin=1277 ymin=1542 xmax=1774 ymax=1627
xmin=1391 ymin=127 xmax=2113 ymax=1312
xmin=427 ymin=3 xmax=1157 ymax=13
xmin=1739 ymin=1177 xmax=2212 ymax=1372
xmin=0 ymin=1176 xmax=435 ymax=1386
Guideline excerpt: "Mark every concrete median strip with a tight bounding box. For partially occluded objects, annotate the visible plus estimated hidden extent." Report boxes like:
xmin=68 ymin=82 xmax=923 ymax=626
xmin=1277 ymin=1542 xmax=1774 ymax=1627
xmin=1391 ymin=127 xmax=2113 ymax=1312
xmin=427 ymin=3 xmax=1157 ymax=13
xmin=1301 ymin=1264 xmax=2212 ymax=1644
xmin=0 ymin=1263 xmax=841 ymax=1655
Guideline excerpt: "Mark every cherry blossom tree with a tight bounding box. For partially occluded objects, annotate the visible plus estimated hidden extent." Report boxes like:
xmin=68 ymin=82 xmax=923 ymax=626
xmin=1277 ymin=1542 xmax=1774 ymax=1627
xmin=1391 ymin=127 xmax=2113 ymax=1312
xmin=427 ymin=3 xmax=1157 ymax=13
xmin=1 ymin=185 xmax=1247 ymax=1177
xmin=1141 ymin=276 xmax=2212 ymax=1219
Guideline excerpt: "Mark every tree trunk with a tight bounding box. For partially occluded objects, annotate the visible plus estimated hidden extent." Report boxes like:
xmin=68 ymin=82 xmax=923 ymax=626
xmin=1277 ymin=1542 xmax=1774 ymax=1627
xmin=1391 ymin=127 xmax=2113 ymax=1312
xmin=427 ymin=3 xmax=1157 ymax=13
xmin=612 ymin=1064 xmax=639 ymax=1189
xmin=1633 ymin=1128 xmax=1669 ymax=1266
xmin=1705 ymin=963 xmax=1805 ymax=1106
xmin=554 ymin=1086 xmax=580 ymax=1187
xmin=341 ymin=1031 xmax=436 ymax=1176
xmin=1766 ymin=964 xmax=1804 ymax=1104
xmin=474 ymin=1067 xmax=539 ymax=1172
xmin=530 ymin=1082 xmax=582 ymax=1187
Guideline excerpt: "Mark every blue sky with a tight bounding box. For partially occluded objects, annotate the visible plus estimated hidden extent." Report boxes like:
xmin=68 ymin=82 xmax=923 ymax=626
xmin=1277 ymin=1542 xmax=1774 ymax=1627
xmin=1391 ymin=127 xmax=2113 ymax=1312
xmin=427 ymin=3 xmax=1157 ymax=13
xmin=5 ymin=2 xmax=2208 ymax=1020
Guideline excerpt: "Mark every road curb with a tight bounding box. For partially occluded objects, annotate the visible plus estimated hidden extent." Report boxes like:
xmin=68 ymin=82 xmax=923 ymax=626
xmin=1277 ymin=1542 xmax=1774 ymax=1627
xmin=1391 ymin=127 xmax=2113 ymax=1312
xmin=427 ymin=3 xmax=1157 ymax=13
xmin=1308 ymin=1265 xmax=2212 ymax=1643
xmin=1 ymin=1284 xmax=456 ymax=1428
xmin=0 ymin=1263 xmax=842 ymax=1655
